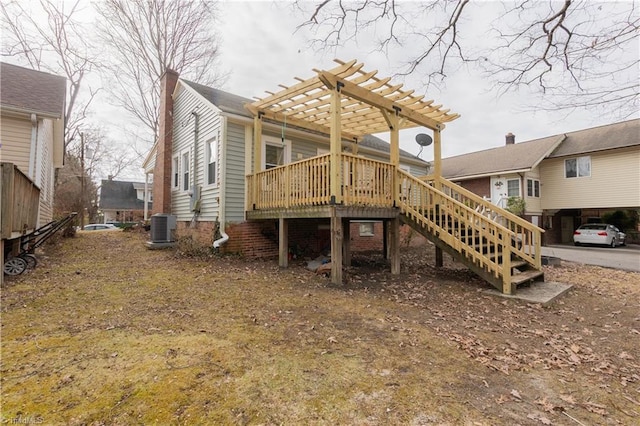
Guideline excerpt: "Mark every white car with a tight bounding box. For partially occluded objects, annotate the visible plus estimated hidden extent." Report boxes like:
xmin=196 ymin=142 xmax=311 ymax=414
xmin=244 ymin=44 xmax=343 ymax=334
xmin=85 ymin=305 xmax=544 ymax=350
xmin=573 ymin=223 xmax=626 ymax=248
xmin=82 ymin=223 xmax=121 ymax=231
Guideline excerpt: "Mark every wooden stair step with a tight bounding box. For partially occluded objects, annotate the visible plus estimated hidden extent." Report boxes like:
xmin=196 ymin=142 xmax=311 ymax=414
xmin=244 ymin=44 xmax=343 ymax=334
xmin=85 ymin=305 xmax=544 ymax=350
xmin=511 ymin=269 xmax=544 ymax=286
xmin=510 ymin=260 xmax=528 ymax=269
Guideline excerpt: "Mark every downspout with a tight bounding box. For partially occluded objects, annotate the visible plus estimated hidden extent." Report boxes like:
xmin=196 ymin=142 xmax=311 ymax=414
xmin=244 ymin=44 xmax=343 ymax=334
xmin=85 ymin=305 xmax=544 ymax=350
xmin=28 ymin=114 xmax=38 ymax=180
xmin=213 ymin=116 xmax=229 ymax=249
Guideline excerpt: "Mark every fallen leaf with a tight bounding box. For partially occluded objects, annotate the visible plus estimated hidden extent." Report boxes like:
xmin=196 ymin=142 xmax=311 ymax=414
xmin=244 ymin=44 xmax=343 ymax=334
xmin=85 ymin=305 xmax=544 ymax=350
xmin=510 ymin=389 xmax=522 ymax=400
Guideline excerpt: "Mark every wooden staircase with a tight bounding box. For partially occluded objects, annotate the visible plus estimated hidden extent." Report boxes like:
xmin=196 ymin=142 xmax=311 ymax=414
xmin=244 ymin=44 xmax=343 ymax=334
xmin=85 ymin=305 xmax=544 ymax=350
xmin=396 ymin=170 xmax=545 ymax=294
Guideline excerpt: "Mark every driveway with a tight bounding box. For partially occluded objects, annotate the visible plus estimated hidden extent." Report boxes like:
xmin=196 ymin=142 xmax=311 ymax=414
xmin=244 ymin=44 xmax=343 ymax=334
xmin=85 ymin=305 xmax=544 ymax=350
xmin=541 ymin=243 xmax=640 ymax=272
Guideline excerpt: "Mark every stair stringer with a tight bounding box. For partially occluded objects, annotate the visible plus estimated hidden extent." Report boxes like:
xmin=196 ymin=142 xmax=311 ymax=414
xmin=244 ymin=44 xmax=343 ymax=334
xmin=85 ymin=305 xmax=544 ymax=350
xmin=400 ymin=215 xmax=505 ymax=292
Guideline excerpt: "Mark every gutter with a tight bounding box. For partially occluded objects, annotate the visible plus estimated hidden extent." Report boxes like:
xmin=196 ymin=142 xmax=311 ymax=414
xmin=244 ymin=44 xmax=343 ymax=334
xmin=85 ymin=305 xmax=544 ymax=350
xmin=213 ymin=116 xmax=229 ymax=249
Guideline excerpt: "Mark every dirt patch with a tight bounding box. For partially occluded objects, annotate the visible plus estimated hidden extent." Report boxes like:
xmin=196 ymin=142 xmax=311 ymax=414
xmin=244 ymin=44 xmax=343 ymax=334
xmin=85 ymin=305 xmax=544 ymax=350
xmin=2 ymin=232 xmax=639 ymax=425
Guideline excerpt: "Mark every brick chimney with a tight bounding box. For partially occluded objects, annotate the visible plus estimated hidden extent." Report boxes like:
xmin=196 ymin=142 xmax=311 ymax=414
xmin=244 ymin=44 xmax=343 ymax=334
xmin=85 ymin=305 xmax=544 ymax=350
xmin=152 ymin=68 xmax=179 ymax=215
xmin=505 ymin=132 xmax=515 ymax=145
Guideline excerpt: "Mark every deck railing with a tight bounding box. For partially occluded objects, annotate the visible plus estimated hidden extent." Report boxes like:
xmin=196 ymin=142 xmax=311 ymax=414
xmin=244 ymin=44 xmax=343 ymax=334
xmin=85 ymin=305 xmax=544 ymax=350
xmin=247 ymin=153 xmax=394 ymax=210
xmin=397 ymin=170 xmax=515 ymax=290
xmin=424 ymin=175 xmax=543 ymax=270
xmin=1 ymin=162 xmax=40 ymax=239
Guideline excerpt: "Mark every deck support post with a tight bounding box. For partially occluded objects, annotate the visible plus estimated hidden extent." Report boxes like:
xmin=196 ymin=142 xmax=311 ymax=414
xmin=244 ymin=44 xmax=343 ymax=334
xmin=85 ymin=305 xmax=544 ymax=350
xmin=389 ymin=217 xmax=400 ymax=275
xmin=278 ymin=217 xmax=288 ymax=268
xmin=343 ymin=219 xmax=351 ymax=267
xmin=330 ymin=209 xmax=343 ymax=284
xmin=435 ymin=246 xmax=443 ymax=268
xmin=383 ymin=220 xmax=389 ymax=259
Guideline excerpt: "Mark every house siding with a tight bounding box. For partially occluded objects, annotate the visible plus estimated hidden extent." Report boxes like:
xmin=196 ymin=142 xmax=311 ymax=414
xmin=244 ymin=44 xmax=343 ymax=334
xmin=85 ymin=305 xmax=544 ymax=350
xmin=224 ymin=121 xmax=246 ymax=223
xmin=1 ymin=116 xmax=32 ymax=173
xmin=540 ymin=146 xmax=640 ymax=209
xmin=170 ymin=85 xmax=222 ymax=222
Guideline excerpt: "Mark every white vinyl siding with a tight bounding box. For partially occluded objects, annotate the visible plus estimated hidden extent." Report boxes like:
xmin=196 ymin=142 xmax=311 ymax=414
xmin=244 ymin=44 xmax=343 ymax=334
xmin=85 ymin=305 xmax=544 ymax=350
xmin=224 ymin=121 xmax=247 ymax=223
xmin=540 ymin=146 xmax=640 ymax=209
xmin=0 ymin=116 xmax=32 ymax=173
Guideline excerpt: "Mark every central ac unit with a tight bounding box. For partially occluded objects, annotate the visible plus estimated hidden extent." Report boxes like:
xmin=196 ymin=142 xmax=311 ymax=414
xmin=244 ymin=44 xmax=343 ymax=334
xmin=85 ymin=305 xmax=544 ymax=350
xmin=150 ymin=214 xmax=176 ymax=242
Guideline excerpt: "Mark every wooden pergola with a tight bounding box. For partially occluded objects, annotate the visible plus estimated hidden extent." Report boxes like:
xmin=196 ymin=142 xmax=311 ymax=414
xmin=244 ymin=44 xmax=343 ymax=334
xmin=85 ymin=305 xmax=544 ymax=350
xmin=245 ymin=59 xmax=460 ymax=283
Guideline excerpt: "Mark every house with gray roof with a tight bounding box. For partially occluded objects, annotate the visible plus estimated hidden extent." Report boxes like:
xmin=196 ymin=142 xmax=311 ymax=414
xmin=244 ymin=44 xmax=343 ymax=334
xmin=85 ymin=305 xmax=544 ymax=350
xmin=143 ymin=69 xmax=430 ymax=255
xmin=0 ymin=62 xmax=66 ymax=225
xmin=99 ymin=178 xmax=152 ymax=224
xmin=442 ymin=119 xmax=640 ymax=244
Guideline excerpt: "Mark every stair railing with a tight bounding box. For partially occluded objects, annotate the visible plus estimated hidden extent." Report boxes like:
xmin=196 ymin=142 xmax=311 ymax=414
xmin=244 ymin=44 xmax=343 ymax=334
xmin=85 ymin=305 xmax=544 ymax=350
xmin=397 ymin=170 xmax=515 ymax=291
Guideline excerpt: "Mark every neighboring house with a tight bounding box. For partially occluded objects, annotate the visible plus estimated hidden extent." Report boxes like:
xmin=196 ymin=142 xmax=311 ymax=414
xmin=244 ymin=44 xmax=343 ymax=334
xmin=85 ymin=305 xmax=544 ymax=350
xmin=0 ymin=62 xmax=66 ymax=226
xmin=143 ymin=69 xmax=430 ymax=256
xmin=441 ymin=119 xmax=640 ymax=244
xmin=99 ymin=178 xmax=152 ymax=223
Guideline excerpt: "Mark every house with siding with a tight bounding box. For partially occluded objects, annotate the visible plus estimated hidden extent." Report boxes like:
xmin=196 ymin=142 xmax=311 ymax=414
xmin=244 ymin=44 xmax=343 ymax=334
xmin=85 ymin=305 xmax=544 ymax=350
xmin=144 ymin=69 xmax=430 ymax=257
xmin=99 ymin=178 xmax=151 ymax=223
xmin=0 ymin=62 xmax=66 ymax=226
xmin=441 ymin=119 xmax=640 ymax=244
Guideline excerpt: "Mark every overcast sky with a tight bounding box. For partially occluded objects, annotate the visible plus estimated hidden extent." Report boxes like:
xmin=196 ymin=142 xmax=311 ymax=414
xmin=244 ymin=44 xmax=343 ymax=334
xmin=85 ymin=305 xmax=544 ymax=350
xmin=212 ymin=0 xmax=638 ymax=163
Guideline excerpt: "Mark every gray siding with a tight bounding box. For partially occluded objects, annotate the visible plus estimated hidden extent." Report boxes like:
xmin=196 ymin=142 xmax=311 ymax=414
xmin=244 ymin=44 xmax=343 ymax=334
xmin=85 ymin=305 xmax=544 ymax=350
xmin=171 ymin=85 xmax=221 ymax=221
xmin=224 ymin=121 xmax=246 ymax=222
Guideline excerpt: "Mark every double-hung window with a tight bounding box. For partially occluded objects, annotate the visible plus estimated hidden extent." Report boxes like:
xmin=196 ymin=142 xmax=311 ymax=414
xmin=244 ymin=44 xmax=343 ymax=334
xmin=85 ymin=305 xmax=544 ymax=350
xmin=172 ymin=156 xmax=179 ymax=189
xmin=206 ymin=137 xmax=217 ymax=185
xmin=527 ymin=179 xmax=540 ymax=197
xmin=507 ymin=179 xmax=520 ymax=197
xmin=182 ymin=152 xmax=190 ymax=191
xmin=565 ymin=156 xmax=591 ymax=178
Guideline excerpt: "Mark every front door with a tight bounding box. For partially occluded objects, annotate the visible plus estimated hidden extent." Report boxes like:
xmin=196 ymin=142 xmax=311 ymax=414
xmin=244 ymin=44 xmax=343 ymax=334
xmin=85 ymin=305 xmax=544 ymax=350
xmin=490 ymin=177 xmax=508 ymax=208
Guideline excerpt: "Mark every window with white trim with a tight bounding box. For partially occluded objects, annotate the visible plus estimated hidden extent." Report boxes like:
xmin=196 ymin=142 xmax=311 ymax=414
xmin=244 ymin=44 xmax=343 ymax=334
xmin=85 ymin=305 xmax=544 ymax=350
xmin=507 ymin=179 xmax=520 ymax=197
xmin=181 ymin=151 xmax=190 ymax=191
xmin=206 ymin=137 xmax=217 ymax=185
xmin=527 ymin=179 xmax=540 ymax=197
xmin=565 ymin=156 xmax=591 ymax=178
xmin=262 ymin=136 xmax=291 ymax=170
xmin=172 ymin=156 xmax=179 ymax=189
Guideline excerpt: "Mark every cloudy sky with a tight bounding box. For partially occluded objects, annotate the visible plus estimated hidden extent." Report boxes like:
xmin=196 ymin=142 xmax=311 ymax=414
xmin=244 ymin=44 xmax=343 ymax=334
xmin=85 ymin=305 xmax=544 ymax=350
xmin=211 ymin=0 xmax=638 ymax=163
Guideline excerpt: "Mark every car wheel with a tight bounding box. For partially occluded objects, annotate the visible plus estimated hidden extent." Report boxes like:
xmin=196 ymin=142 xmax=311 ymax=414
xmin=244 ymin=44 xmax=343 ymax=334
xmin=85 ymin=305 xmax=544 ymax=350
xmin=574 ymin=242 xmax=580 ymax=246
xmin=610 ymin=238 xmax=616 ymax=248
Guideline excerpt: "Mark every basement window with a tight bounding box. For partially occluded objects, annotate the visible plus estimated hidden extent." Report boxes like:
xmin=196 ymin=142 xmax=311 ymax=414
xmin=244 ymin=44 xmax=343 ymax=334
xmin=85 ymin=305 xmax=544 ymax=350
xmin=359 ymin=222 xmax=375 ymax=237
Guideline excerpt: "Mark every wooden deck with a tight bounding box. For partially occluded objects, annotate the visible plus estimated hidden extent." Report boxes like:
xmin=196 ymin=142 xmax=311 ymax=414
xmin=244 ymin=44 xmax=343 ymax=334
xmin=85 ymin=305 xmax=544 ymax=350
xmin=246 ymin=154 xmax=544 ymax=294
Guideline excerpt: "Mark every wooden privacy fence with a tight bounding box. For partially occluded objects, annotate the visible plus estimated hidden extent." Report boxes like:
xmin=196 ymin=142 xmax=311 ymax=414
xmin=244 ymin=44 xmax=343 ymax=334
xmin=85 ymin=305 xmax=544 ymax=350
xmin=1 ymin=162 xmax=40 ymax=239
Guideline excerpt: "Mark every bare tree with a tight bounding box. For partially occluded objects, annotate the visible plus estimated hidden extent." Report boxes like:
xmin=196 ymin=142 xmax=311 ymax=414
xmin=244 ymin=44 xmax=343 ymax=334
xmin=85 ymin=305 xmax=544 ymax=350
xmin=94 ymin=0 xmax=225 ymax=144
xmin=296 ymin=0 xmax=639 ymax=118
xmin=0 ymin=0 xmax=100 ymax=146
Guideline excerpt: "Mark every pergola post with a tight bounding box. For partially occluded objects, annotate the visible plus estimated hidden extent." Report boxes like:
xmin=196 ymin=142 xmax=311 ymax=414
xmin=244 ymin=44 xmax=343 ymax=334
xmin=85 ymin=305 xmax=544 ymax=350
xmin=433 ymin=126 xmax=442 ymax=190
xmin=329 ymin=87 xmax=342 ymax=204
xmin=252 ymin=115 xmax=263 ymax=208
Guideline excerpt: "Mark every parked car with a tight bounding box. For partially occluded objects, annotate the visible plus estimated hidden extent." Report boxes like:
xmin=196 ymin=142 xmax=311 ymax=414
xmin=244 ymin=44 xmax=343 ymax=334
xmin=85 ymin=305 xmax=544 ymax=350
xmin=573 ymin=223 xmax=626 ymax=247
xmin=82 ymin=224 xmax=121 ymax=231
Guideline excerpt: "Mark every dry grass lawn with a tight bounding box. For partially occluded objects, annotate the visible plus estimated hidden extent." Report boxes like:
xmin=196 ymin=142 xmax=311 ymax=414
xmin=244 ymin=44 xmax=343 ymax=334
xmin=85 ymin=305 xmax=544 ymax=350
xmin=1 ymin=231 xmax=639 ymax=425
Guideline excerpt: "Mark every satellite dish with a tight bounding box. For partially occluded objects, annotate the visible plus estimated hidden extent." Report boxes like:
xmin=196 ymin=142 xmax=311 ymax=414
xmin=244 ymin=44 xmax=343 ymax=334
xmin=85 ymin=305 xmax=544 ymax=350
xmin=415 ymin=133 xmax=433 ymax=146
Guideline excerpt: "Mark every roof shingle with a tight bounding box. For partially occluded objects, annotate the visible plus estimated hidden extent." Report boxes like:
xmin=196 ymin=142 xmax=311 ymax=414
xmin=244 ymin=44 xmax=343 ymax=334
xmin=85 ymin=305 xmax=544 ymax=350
xmin=0 ymin=62 xmax=66 ymax=118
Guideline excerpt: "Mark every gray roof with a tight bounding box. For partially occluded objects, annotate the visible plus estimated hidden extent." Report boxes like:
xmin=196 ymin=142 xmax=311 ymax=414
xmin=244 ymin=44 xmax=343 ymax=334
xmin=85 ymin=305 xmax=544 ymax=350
xmin=0 ymin=62 xmax=66 ymax=118
xmin=100 ymin=179 xmax=149 ymax=211
xmin=442 ymin=119 xmax=639 ymax=179
xmin=181 ymin=79 xmax=422 ymax=162
xmin=547 ymin=118 xmax=639 ymax=158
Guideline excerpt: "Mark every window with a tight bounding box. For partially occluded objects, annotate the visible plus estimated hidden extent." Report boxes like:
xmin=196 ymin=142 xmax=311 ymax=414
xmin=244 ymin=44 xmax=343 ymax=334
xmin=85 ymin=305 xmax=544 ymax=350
xmin=172 ymin=156 xmax=179 ymax=189
xmin=182 ymin=152 xmax=190 ymax=191
xmin=527 ymin=179 xmax=540 ymax=197
xmin=262 ymin=136 xmax=291 ymax=170
xmin=507 ymin=179 xmax=520 ymax=197
xmin=565 ymin=156 xmax=591 ymax=178
xmin=206 ymin=137 xmax=217 ymax=185
xmin=359 ymin=222 xmax=375 ymax=236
